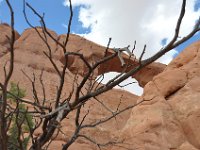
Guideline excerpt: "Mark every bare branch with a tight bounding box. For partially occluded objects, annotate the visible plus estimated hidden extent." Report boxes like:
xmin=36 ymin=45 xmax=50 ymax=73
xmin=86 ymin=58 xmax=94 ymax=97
xmin=78 ymin=134 xmax=120 ymax=149
xmin=23 ymin=0 xmax=62 ymax=77
xmin=2 ymin=0 xmax=199 ymax=149
xmin=81 ymin=99 xmax=146 ymax=129
xmin=0 ymin=0 xmax=15 ymax=149
xmin=104 ymin=37 xmax=112 ymax=57
xmin=139 ymin=45 xmax=146 ymax=64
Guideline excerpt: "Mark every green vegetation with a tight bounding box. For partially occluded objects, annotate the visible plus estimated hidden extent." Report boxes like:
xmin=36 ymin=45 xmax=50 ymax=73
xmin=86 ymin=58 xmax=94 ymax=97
xmin=7 ymin=82 xmax=26 ymax=99
xmin=7 ymin=82 xmax=34 ymax=150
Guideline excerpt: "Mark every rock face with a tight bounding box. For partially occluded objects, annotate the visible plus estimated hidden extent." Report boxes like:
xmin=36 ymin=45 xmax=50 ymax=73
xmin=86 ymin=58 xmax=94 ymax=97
xmin=0 ymin=24 xmax=141 ymax=149
xmin=0 ymin=23 xmax=20 ymax=57
xmin=0 ymin=26 xmax=70 ymax=100
xmin=117 ymin=41 xmax=200 ymax=150
xmin=1 ymin=23 xmax=200 ymax=150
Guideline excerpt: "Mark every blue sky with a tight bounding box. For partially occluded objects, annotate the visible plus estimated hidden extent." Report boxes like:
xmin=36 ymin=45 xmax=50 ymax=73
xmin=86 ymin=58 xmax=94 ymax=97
xmin=0 ymin=0 xmax=88 ymax=34
xmin=176 ymin=32 xmax=200 ymax=56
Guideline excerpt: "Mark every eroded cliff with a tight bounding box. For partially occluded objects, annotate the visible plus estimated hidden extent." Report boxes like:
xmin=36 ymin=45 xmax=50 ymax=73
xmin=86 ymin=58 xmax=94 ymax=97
xmin=1 ymin=23 xmax=199 ymax=150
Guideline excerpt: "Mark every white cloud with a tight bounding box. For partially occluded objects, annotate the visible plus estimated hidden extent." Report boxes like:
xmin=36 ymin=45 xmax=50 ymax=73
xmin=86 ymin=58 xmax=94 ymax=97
xmin=64 ymin=0 xmax=199 ymax=95
xmin=64 ymin=0 xmax=199 ymax=63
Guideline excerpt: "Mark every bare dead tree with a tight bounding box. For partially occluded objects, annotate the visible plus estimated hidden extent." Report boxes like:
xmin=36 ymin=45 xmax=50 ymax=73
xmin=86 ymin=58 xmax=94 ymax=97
xmin=0 ymin=0 xmax=15 ymax=149
xmin=0 ymin=0 xmax=200 ymax=150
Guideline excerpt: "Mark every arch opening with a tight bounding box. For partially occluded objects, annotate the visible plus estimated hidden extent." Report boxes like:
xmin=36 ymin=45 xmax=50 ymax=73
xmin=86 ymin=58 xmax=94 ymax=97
xmin=96 ymin=71 xmax=143 ymax=96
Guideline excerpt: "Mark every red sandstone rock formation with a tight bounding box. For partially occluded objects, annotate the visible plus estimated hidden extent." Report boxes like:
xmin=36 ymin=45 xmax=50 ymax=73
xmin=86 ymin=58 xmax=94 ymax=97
xmin=116 ymin=41 xmax=200 ymax=150
xmin=2 ymin=23 xmax=199 ymax=150
xmin=0 ymin=24 xmax=140 ymax=149
xmin=0 ymin=23 xmax=20 ymax=57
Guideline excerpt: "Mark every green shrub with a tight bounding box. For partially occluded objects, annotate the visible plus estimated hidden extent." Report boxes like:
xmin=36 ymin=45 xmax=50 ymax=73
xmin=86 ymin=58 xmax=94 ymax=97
xmin=7 ymin=82 xmax=34 ymax=150
xmin=7 ymin=82 xmax=26 ymax=99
